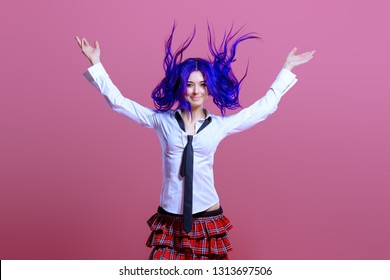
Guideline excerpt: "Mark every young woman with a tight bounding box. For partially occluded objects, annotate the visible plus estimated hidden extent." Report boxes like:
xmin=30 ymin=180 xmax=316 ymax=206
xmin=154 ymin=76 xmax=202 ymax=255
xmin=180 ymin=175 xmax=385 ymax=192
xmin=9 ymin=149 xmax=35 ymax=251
xmin=75 ymin=25 xmax=315 ymax=260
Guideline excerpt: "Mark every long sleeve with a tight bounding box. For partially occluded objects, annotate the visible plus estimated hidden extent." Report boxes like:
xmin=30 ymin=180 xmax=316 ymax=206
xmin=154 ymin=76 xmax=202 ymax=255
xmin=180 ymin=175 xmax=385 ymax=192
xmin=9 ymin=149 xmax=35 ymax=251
xmin=221 ymin=68 xmax=298 ymax=136
xmin=83 ymin=63 xmax=158 ymax=128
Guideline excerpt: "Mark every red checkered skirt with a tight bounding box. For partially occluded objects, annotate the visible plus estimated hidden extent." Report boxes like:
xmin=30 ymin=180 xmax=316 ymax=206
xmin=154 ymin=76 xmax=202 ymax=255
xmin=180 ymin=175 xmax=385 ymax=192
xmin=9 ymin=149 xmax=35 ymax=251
xmin=146 ymin=208 xmax=233 ymax=260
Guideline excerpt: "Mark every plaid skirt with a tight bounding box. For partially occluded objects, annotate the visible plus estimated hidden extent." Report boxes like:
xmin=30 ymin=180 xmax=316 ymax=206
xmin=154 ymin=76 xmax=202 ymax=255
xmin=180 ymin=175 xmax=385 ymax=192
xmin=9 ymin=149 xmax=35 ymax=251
xmin=146 ymin=206 xmax=233 ymax=260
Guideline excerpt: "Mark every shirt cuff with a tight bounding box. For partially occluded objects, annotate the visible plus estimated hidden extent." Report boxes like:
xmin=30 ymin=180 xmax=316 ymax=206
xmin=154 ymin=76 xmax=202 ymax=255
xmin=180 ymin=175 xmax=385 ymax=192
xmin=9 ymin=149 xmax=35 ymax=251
xmin=270 ymin=68 xmax=298 ymax=97
xmin=83 ymin=62 xmax=109 ymax=82
xmin=278 ymin=68 xmax=297 ymax=82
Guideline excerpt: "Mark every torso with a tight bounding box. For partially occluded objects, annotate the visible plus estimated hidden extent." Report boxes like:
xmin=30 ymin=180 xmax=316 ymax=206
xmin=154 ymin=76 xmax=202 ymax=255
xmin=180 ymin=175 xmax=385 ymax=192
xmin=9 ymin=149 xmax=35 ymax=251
xmin=182 ymin=108 xmax=219 ymax=212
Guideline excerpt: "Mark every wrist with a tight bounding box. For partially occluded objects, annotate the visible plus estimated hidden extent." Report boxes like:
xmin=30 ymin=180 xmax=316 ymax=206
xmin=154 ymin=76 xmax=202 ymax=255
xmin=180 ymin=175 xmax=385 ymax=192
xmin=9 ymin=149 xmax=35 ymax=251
xmin=283 ymin=63 xmax=294 ymax=71
xmin=90 ymin=58 xmax=101 ymax=65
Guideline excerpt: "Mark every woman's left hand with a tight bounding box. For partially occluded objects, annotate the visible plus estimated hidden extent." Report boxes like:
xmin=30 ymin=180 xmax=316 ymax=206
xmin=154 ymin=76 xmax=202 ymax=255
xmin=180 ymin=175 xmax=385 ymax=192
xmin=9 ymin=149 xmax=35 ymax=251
xmin=283 ymin=47 xmax=315 ymax=71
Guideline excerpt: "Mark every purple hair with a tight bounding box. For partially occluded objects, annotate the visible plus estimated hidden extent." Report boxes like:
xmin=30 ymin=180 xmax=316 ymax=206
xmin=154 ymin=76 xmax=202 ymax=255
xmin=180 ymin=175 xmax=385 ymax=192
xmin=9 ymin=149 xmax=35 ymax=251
xmin=151 ymin=23 xmax=260 ymax=115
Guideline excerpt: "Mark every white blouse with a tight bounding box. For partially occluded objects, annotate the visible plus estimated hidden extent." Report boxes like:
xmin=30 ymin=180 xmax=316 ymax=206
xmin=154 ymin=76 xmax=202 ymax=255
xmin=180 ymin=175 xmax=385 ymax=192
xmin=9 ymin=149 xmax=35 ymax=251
xmin=84 ymin=63 xmax=297 ymax=214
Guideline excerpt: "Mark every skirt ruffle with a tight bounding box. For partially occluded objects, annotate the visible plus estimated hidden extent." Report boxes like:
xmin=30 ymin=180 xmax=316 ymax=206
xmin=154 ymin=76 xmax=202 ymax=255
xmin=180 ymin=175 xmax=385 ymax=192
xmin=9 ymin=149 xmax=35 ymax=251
xmin=146 ymin=211 xmax=233 ymax=260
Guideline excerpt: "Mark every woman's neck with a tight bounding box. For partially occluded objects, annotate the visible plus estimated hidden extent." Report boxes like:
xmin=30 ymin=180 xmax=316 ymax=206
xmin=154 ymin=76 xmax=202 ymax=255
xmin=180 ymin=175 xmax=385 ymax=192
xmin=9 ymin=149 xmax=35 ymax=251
xmin=183 ymin=107 xmax=206 ymax=123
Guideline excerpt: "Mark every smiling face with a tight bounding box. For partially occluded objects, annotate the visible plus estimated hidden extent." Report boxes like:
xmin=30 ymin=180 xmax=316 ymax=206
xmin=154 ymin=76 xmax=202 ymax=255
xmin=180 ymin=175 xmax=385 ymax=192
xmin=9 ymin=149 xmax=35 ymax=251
xmin=186 ymin=70 xmax=208 ymax=110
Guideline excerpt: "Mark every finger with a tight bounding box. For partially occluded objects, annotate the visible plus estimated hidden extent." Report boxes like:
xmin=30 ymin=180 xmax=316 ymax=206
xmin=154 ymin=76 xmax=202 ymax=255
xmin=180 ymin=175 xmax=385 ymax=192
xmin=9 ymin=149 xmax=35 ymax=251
xmin=307 ymin=50 xmax=316 ymax=56
xmin=289 ymin=47 xmax=298 ymax=55
xmin=302 ymin=50 xmax=316 ymax=56
xmin=305 ymin=56 xmax=314 ymax=63
xmin=303 ymin=52 xmax=314 ymax=59
xmin=75 ymin=36 xmax=82 ymax=47
xmin=303 ymin=55 xmax=314 ymax=64
xmin=82 ymin=37 xmax=91 ymax=47
xmin=95 ymin=40 xmax=100 ymax=49
xmin=306 ymin=52 xmax=315 ymax=60
xmin=300 ymin=52 xmax=314 ymax=59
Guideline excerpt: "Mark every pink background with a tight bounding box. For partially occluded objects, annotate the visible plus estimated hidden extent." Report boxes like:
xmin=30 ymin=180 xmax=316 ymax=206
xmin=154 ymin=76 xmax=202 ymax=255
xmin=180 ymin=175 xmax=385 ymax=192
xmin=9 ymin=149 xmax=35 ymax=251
xmin=1 ymin=0 xmax=389 ymax=260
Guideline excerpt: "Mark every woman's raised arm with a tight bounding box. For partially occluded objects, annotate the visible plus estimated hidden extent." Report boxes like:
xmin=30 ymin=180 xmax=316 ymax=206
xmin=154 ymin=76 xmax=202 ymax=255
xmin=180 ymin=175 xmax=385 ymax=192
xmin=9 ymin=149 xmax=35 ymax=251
xmin=76 ymin=36 xmax=158 ymax=128
xmin=220 ymin=47 xmax=315 ymax=136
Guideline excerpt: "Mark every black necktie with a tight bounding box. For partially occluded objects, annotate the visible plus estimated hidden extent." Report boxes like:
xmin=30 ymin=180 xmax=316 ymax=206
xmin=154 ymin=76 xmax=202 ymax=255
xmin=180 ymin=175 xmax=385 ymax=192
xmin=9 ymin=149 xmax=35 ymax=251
xmin=175 ymin=112 xmax=211 ymax=233
xmin=181 ymin=135 xmax=193 ymax=233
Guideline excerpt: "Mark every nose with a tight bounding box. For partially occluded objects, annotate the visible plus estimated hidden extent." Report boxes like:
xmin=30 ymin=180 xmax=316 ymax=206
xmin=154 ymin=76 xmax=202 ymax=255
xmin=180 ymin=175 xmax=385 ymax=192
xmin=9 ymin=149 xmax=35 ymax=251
xmin=193 ymin=85 xmax=200 ymax=95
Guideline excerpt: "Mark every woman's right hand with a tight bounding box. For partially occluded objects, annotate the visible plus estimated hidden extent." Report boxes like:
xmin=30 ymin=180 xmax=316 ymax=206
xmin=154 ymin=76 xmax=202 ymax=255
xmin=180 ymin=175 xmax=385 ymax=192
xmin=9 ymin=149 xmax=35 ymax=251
xmin=75 ymin=36 xmax=101 ymax=65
